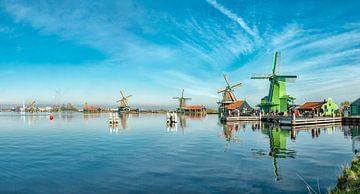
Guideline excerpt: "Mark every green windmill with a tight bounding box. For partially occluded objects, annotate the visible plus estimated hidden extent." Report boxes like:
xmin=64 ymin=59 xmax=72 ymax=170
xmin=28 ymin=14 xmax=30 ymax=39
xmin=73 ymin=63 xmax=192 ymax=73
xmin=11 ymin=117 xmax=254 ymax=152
xmin=251 ymin=52 xmax=297 ymax=113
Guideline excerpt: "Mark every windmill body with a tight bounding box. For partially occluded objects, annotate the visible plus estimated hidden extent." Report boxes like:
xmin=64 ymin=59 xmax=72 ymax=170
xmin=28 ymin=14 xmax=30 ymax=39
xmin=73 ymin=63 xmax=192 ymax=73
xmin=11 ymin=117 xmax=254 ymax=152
xmin=173 ymin=89 xmax=192 ymax=113
xmin=218 ymin=74 xmax=242 ymax=114
xmin=251 ymin=52 xmax=297 ymax=113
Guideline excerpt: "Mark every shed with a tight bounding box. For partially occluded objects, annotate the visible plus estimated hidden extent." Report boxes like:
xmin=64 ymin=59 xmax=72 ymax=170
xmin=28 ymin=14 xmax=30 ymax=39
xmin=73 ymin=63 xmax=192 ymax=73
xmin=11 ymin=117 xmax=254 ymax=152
xmin=298 ymin=101 xmax=325 ymax=115
xmin=184 ymin=105 xmax=207 ymax=113
xmin=225 ymin=100 xmax=253 ymax=116
xmin=351 ymin=98 xmax=360 ymax=116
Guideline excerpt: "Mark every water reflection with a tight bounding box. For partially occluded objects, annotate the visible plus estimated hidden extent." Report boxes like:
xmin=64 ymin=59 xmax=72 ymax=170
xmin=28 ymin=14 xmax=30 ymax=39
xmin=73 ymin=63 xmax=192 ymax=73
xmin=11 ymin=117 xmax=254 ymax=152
xmin=219 ymin=122 xmax=261 ymax=152
xmin=83 ymin=113 xmax=101 ymax=120
xmin=221 ymin=123 xmax=240 ymax=152
xmin=262 ymin=124 xmax=296 ymax=181
xmin=167 ymin=113 xmax=207 ymax=134
xmin=166 ymin=122 xmax=178 ymax=132
xmin=343 ymin=125 xmax=360 ymax=154
xmin=109 ymin=113 xmax=130 ymax=134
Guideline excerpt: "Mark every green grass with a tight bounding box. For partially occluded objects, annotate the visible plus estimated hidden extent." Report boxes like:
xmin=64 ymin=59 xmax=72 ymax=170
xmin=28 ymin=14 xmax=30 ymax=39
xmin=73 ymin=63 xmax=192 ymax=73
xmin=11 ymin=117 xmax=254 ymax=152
xmin=331 ymin=154 xmax=360 ymax=193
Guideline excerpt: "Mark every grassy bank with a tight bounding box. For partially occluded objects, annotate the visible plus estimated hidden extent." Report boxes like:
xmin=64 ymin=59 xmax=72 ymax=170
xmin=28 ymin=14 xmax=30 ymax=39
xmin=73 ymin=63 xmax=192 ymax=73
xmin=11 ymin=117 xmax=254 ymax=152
xmin=331 ymin=154 xmax=360 ymax=193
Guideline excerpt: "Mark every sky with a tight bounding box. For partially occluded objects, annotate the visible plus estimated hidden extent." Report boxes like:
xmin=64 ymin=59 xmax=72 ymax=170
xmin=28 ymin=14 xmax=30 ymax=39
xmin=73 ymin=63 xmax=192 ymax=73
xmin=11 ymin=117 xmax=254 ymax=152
xmin=0 ymin=0 xmax=359 ymax=108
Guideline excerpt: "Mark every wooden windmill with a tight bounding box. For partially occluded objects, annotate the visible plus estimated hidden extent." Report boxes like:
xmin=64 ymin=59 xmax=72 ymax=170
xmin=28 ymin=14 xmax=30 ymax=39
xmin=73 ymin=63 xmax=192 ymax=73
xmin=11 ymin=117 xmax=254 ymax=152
xmin=26 ymin=101 xmax=37 ymax=113
xmin=218 ymin=74 xmax=242 ymax=103
xmin=117 ymin=91 xmax=132 ymax=111
xmin=173 ymin=89 xmax=192 ymax=111
xmin=217 ymin=74 xmax=242 ymax=115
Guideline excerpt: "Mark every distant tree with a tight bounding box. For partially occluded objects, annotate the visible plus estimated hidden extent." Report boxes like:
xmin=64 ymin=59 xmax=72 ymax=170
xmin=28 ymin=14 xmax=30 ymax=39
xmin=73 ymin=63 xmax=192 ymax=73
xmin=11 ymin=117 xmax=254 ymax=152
xmin=341 ymin=101 xmax=351 ymax=107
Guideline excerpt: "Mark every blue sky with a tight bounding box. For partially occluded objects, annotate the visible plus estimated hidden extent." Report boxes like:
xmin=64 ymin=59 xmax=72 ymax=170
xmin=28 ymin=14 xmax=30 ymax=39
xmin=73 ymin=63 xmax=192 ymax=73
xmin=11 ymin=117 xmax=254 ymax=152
xmin=0 ymin=0 xmax=359 ymax=107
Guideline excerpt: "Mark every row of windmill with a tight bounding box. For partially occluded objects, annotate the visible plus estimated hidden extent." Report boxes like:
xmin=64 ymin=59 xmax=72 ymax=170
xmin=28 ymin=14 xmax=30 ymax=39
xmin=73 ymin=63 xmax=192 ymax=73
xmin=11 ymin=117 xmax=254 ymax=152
xmin=118 ymin=51 xmax=298 ymax=116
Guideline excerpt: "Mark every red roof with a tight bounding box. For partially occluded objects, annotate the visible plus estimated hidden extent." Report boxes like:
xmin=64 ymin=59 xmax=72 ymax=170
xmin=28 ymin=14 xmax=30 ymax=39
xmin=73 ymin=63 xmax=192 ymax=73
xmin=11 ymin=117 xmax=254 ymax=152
xmin=86 ymin=107 xmax=98 ymax=111
xmin=185 ymin=106 xmax=206 ymax=110
xmin=226 ymin=100 xmax=244 ymax=110
xmin=299 ymin=102 xmax=325 ymax=109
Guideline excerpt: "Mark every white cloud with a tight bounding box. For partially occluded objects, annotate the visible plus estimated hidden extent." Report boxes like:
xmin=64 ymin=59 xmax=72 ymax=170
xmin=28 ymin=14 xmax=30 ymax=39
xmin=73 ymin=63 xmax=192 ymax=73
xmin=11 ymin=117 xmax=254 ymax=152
xmin=206 ymin=0 xmax=259 ymax=39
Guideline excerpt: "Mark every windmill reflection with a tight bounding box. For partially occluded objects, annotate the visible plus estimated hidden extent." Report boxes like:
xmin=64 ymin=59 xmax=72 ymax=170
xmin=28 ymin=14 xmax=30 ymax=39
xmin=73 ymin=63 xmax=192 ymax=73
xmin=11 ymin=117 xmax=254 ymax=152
xmin=222 ymin=123 xmax=240 ymax=152
xmin=220 ymin=121 xmax=261 ymax=152
xmin=109 ymin=113 xmax=130 ymax=134
xmin=261 ymin=124 xmax=296 ymax=181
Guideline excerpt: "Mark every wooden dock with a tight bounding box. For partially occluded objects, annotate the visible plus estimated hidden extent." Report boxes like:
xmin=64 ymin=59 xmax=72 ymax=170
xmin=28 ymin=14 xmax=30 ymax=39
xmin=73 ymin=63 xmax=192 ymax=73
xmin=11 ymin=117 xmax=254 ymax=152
xmin=342 ymin=116 xmax=360 ymax=125
xmin=220 ymin=116 xmax=260 ymax=122
xmin=280 ymin=123 xmax=342 ymax=131
xmin=261 ymin=116 xmax=342 ymax=126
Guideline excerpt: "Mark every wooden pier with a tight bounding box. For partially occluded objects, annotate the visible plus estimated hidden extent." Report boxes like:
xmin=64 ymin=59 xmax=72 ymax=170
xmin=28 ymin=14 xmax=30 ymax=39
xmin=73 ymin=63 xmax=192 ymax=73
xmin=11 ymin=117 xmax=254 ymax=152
xmin=220 ymin=115 xmax=360 ymax=126
xmin=342 ymin=116 xmax=360 ymax=125
xmin=261 ymin=115 xmax=342 ymax=126
xmin=220 ymin=116 xmax=260 ymax=122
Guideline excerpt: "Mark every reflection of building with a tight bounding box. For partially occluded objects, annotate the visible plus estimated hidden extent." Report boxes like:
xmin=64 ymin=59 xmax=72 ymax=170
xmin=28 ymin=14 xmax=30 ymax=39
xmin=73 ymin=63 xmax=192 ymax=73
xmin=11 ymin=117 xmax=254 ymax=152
xmin=109 ymin=123 xmax=119 ymax=134
xmin=262 ymin=124 xmax=296 ymax=181
xmin=177 ymin=113 xmax=207 ymax=130
xmin=166 ymin=122 xmax=177 ymax=132
xmin=120 ymin=114 xmax=129 ymax=129
xmin=221 ymin=123 xmax=240 ymax=152
xmin=344 ymin=125 xmax=360 ymax=154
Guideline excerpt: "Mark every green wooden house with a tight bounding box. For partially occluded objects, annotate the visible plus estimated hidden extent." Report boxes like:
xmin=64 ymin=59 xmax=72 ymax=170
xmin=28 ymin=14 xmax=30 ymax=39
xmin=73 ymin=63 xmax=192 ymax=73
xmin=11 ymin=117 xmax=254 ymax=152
xmin=321 ymin=98 xmax=338 ymax=116
xmin=351 ymin=98 xmax=360 ymax=116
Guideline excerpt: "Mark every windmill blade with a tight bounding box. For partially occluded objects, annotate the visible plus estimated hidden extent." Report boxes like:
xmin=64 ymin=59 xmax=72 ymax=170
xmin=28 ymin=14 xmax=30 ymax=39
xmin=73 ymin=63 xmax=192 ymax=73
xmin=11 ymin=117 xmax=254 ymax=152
xmin=173 ymin=97 xmax=180 ymax=99
xmin=223 ymin=74 xmax=231 ymax=87
xmin=181 ymin=89 xmax=184 ymax=98
xmin=218 ymin=88 xmax=227 ymax=93
xmin=126 ymin=95 xmax=132 ymax=99
xmin=231 ymin=83 xmax=242 ymax=89
xmin=277 ymin=75 xmax=297 ymax=78
xmin=276 ymin=52 xmax=281 ymax=74
xmin=184 ymin=98 xmax=192 ymax=100
xmin=272 ymin=52 xmax=279 ymax=75
xmin=277 ymin=75 xmax=297 ymax=83
xmin=251 ymin=74 xmax=272 ymax=79
xmin=120 ymin=91 xmax=125 ymax=98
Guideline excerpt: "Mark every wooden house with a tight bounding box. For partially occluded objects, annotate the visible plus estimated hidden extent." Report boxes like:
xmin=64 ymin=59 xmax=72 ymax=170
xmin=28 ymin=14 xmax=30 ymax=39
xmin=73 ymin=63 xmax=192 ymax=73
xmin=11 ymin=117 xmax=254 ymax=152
xmin=224 ymin=100 xmax=253 ymax=116
xmin=351 ymin=98 xmax=360 ymax=116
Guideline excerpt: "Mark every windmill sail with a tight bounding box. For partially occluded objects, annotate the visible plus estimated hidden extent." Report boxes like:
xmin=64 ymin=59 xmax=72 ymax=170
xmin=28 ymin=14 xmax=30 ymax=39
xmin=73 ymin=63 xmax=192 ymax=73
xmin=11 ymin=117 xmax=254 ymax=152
xmin=218 ymin=74 xmax=241 ymax=103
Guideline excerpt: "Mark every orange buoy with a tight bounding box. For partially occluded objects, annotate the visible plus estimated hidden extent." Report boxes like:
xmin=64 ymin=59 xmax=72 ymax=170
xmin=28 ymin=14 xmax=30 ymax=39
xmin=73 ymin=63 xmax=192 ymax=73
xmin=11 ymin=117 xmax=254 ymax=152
xmin=49 ymin=115 xmax=54 ymax=120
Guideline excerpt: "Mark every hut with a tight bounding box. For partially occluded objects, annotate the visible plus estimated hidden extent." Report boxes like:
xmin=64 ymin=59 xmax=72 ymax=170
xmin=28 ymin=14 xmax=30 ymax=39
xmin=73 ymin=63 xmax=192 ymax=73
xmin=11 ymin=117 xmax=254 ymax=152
xmin=224 ymin=100 xmax=253 ymax=116
xmin=184 ymin=106 xmax=207 ymax=114
xmin=351 ymin=98 xmax=360 ymax=116
xmin=298 ymin=101 xmax=325 ymax=116
xmin=298 ymin=98 xmax=338 ymax=117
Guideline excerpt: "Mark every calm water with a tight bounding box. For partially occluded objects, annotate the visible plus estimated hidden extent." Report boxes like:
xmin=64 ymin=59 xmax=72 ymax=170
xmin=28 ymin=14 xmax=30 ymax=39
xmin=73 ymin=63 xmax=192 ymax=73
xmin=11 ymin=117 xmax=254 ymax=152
xmin=0 ymin=113 xmax=359 ymax=193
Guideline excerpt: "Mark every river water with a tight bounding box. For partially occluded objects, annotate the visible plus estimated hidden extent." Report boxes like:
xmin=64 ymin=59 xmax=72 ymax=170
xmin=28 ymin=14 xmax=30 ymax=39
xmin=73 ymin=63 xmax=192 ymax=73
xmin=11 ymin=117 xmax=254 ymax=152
xmin=0 ymin=113 xmax=358 ymax=193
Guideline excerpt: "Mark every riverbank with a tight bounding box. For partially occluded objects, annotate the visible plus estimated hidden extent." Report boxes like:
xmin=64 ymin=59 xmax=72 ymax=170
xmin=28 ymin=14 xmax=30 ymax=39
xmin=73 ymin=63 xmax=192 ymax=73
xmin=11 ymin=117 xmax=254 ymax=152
xmin=331 ymin=154 xmax=360 ymax=193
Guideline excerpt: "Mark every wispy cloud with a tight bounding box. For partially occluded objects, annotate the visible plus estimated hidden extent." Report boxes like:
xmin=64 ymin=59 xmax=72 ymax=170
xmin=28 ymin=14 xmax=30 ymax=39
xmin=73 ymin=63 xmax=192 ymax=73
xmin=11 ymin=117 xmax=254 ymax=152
xmin=206 ymin=0 xmax=259 ymax=39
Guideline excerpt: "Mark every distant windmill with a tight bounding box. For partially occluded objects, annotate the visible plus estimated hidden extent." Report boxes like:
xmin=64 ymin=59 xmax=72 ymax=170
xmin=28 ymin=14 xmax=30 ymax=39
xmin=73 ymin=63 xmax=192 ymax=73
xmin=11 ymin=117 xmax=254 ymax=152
xmin=173 ymin=89 xmax=192 ymax=109
xmin=117 ymin=91 xmax=132 ymax=108
xmin=251 ymin=51 xmax=297 ymax=113
xmin=26 ymin=101 xmax=37 ymax=112
xmin=218 ymin=74 xmax=242 ymax=103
